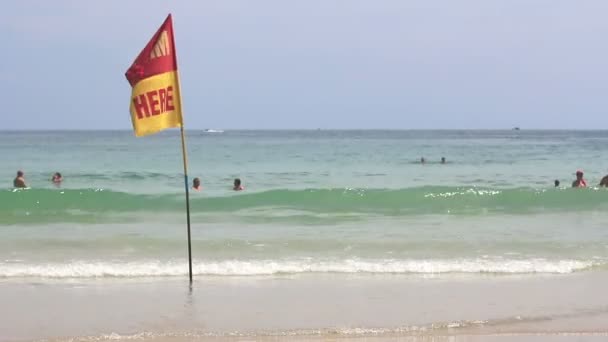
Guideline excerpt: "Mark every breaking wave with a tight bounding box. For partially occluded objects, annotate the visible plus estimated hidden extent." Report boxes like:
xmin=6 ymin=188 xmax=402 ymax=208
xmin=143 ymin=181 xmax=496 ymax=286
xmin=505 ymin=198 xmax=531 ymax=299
xmin=0 ymin=258 xmax=598 ymax=278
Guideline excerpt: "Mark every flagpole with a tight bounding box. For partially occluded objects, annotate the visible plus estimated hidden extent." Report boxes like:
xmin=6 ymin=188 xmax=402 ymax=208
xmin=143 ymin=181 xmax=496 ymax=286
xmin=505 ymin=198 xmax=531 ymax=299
xmin=170 ymin=14 xmax=193 ymax=284
xmin=179 ymin=124 xmax=193 ymax=284
xmin=173 ymin=54 xmax=193 ymax=283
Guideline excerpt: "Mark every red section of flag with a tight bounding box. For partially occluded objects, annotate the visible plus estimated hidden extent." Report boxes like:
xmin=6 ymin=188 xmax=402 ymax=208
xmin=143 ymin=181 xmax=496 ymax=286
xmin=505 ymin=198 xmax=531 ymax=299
xmin=125 ymin=14 xmax=178 ymax=87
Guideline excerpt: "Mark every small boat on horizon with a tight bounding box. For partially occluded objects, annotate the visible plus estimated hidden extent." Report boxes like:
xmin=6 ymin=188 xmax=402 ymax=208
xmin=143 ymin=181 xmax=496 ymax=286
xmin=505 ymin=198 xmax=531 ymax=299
xmin=203 ymin=129 xmax=224 ymax=133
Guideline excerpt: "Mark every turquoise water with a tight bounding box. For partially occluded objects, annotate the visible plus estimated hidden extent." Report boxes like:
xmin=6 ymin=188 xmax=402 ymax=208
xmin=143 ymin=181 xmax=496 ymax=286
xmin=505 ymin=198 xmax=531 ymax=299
xmin=1 ymin=130 xmax=607 ymax=277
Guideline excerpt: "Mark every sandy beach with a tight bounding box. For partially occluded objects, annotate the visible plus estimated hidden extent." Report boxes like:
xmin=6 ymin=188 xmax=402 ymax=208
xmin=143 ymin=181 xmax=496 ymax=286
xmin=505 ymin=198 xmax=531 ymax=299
xmin=2 ymin=271 xmax=608 ymax=341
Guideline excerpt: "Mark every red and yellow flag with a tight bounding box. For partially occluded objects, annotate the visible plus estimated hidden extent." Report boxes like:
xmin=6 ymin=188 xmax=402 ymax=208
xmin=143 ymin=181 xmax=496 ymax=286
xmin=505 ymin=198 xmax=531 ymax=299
xmin=125 ymin=14 xmax=182 ymax=137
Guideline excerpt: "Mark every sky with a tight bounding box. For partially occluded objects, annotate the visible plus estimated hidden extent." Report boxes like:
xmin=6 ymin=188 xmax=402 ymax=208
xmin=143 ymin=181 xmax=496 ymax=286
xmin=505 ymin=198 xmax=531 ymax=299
xmin=1 ymin=1 xmax=607 ymax=130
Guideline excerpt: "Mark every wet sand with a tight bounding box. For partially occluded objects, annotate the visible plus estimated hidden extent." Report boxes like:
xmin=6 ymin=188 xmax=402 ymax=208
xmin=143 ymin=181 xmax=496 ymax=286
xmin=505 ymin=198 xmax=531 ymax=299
xmin=2 ymin=271 xmax=608 ymax=341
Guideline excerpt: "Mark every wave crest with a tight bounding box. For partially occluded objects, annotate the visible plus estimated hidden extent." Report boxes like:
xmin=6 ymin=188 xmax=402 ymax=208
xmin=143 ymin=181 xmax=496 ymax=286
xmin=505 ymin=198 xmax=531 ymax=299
xmin=0 ymin=258 xmax=596 ymax=278
xmin=2 ymin=186 xmax=608 ymax=223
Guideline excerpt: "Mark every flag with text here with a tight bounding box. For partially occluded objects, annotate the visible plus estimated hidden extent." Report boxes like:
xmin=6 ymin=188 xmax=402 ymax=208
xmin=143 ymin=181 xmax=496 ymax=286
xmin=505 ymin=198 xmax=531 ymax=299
xmin=125 ymin=14 xmax=182 ymax=137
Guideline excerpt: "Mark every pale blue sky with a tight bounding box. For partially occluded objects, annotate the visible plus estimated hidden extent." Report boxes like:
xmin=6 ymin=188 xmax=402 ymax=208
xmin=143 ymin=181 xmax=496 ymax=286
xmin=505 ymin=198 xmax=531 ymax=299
xmin=2 ymin=1 xmax=607 ymax=130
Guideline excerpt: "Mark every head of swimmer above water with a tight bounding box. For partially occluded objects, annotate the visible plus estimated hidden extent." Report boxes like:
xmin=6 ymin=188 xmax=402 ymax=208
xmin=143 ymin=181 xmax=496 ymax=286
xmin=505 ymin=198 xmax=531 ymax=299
xmin=233 ymin=178 xmax=243 ymax=191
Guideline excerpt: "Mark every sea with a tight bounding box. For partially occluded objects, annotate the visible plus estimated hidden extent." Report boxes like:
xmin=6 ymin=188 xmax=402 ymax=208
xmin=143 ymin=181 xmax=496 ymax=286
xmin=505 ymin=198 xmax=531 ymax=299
xmin=1 ymin=130 xmax=607 ymax=279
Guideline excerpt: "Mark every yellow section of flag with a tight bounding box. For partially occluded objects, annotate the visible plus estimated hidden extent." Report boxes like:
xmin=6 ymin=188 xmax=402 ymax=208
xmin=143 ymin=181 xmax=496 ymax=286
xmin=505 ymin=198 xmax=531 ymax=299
xmin=129 ymin=71 xmax=182 ymax=137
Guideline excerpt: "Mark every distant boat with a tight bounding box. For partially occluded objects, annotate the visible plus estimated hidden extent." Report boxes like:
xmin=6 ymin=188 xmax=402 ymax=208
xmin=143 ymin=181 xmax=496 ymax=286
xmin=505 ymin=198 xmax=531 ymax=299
xmin=203 ymin=129 xmax=224 ymax=133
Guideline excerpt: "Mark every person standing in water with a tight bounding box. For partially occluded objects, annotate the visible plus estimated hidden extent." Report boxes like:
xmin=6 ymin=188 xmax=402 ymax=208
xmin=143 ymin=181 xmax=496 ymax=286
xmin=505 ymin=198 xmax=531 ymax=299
xmin=52 ymin=172 xmax=63 ymax=185
xmin=441 ymin=157 xmax=446 ymax=164
xmin=192 ymin=177 xmax=202 ymax=191
xmin=600 ymin=174 xmax=608 ymax=187
xmin=233 ymin=178 xmax=244 ymax=191
xmin=554 ymin=179 xmax=560 ymax=187
xmin=572 ymin=170 xmax=587 ymax=188
xmin=13 ymin=170 xmax=27 ymax=188
xmin=420 ymin=157 xmax=426 ymax=164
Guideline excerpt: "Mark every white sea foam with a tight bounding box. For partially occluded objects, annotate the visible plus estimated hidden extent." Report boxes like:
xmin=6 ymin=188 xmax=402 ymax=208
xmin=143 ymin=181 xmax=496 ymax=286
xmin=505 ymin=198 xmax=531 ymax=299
xmin=0 ymin=258 xmax=597 ymax=278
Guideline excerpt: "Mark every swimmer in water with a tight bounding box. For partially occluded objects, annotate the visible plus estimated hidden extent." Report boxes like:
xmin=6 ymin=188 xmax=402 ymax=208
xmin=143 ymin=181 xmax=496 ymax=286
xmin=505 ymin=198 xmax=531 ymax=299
xmin=441 ymin=157 xmax=446 ymax=164
xmin=52 ymin=172 xmax=63 ymax=185
xmin=554 ymin=179 xmax=560 ymax=187
xmin=13 ymin=170 xmax=27 ymax=188
xmin=192 ymin=177 xmax=202 ymax=191
xmin=233 ymin=178 xmax=244 ymax=191
xmin=600 ymin=174 xmax=608 ymax=187
xmin=420 ymin=157 xmax=425 ymax=164
xmin=572 ymin=170 xmax=587 ymax=188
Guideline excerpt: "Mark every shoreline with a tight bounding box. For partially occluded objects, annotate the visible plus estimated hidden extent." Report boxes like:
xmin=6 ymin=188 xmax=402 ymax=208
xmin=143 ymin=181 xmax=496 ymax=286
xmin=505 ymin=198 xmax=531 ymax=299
xmin=3 ymin=271 xmax=608 ymax=341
